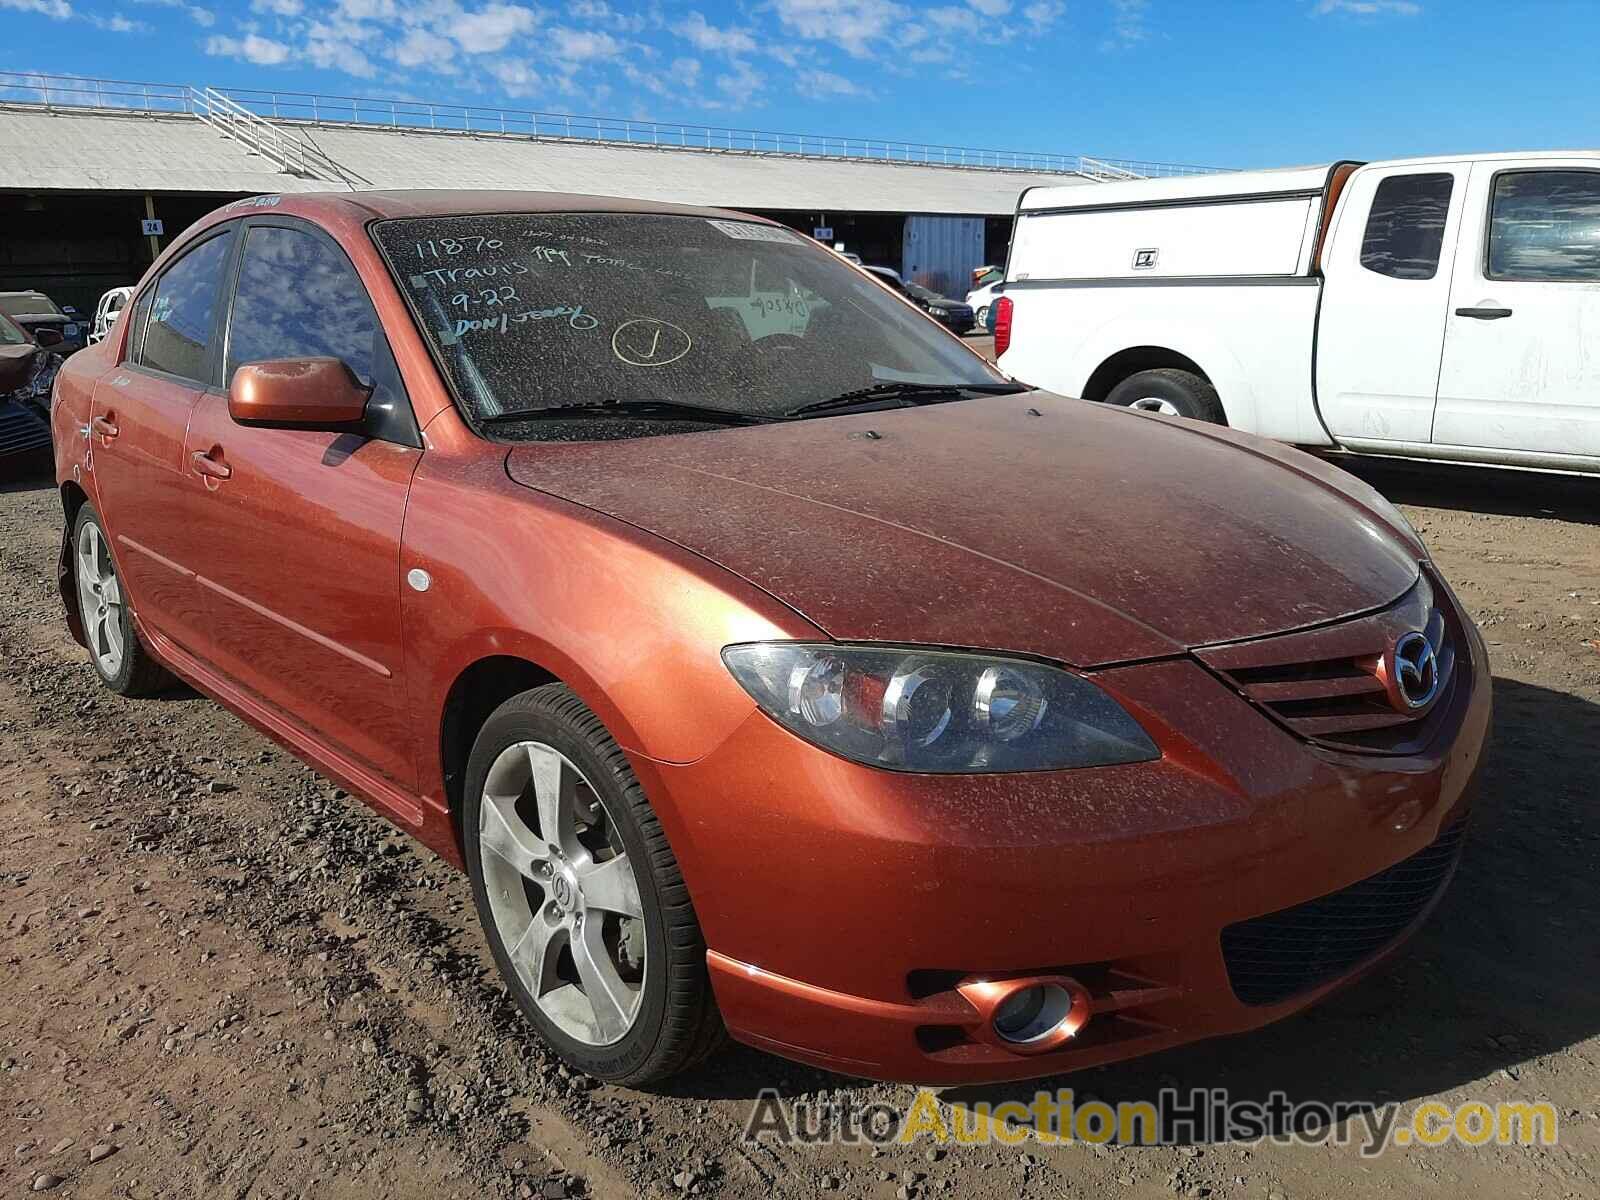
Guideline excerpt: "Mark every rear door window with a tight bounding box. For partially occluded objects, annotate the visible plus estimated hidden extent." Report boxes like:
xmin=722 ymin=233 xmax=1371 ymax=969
xmin=140 ymin=231 xmax=234 ymax=382
xmin=1488 ymin=170 xmax=1600 ymax=281
xmin=1359 ymin=173 xmax=1454 ymax=280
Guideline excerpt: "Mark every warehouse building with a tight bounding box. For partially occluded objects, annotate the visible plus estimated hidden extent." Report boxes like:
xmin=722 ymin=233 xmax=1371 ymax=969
xmin=0 ymin=73 xmax=1218 ymax=315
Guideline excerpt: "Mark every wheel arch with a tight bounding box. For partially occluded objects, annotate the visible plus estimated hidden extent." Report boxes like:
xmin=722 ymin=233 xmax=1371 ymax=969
xmin=438 ymin=653 xmax=561 ymax=858
xmin=57 ymin=480 xmax=93 ymax=648
xmin=1082 ymin=346 xmax=1212 ymax=403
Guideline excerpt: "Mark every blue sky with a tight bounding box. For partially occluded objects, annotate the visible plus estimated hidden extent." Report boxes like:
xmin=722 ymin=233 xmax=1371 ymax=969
xmin=0 ymin=1 xmax=1592 ymax=169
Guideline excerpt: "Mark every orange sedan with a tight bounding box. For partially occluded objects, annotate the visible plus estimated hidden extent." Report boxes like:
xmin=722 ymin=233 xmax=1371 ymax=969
xmin=51 ymin=192 xmax=1488 ymax=1086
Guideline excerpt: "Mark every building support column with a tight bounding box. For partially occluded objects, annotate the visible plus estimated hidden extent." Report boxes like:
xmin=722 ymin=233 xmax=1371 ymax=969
xmin=144 ymin=193 xmax=162 ymax=262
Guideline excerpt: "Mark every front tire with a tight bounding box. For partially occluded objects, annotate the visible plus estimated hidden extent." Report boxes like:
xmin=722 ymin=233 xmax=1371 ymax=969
xmin=71 ymin=504 xmax=173 ymax=696
xmin=463 ymin=684 xmax=724 ymax=1086
xmin=1106 ymin=368 xmax=1226 ymax=424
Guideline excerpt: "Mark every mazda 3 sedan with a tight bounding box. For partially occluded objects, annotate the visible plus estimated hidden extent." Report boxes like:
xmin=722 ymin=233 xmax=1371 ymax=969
xmin=51 ymin=191 xmax=1489 ymax=1086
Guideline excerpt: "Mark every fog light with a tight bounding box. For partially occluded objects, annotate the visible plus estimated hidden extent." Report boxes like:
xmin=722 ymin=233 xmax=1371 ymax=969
xmin=992 ymin=983 xmax=1073 ymax=1045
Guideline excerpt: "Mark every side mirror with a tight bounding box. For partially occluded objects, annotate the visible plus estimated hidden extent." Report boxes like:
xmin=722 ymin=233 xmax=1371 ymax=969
xmin=34 ymin=328 xmax=64 ymax=348
xmin=229 ymin=357 xmax=371 ymax=432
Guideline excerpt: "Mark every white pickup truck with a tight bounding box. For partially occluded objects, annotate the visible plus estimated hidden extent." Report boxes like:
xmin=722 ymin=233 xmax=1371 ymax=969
xmin=996 ymin=152 xmax=1600 ymax=473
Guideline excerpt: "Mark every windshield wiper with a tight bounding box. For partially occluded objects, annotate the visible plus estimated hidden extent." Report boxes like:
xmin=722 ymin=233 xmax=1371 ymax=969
xmin=785 ymin=381 xmax=1028 ymax=419
xmin=480 ymin=400 xmax=779 ymax=428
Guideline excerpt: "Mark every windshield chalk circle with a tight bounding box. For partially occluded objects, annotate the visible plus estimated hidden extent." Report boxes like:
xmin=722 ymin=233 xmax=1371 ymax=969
xmin=612 ymin=318 xmax=693 ymax=368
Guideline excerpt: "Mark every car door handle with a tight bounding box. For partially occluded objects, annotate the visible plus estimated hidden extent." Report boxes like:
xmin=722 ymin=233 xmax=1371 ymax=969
xmin=1455 ymin=306 xmax=1513 ymax=320
xmin=90 ymin=415 xmax=119 ymax=438
xmin=190 ymin=449 xmax=232 ymax=480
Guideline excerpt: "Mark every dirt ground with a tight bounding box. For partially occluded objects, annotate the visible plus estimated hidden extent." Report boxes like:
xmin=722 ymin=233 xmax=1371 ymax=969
xmin=2 ymin=453 xmax=1598 ymax=1200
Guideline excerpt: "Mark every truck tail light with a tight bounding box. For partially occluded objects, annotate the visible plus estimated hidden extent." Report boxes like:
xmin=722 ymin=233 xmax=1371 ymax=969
xmin=993 ymin=295 xmax=1014 ymax=357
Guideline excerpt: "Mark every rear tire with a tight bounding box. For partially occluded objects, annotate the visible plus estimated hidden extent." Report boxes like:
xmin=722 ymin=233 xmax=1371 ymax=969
xmin=71 ymin=504 xmax=175 ymax=697
xmin=1106 ymin=368 xmax=1225 ymax=424
xmin=463 ymin=684 xmax=725 ymax=1086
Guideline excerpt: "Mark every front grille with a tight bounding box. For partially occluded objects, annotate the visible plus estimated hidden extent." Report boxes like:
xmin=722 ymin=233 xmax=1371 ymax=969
xmin=1221 ymin=818 xmax=1466 ymax=1006
xmin=1195 ymin=571 xmax=1466 ymax=755
xmin=0 ymin=402 xmax=52 ymax=458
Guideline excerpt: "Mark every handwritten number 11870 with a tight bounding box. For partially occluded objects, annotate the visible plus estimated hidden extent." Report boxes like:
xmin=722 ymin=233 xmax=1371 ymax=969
xmin=416 ymin=236 xmax=505 ymax=259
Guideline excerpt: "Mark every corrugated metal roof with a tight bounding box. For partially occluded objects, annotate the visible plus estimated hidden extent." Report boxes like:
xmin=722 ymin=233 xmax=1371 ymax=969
xmin=0 ymin=107 xmax=1094 ymax=215
xmin=0 ymin=107 xmax=303 ymax=195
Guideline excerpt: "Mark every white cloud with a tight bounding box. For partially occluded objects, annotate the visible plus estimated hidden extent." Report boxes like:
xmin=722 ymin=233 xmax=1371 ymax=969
xmin=133 ymin=0 xmax=213 ymax=26
xmin=394 ymin=26 xmax=455 ymax=67
xmin=205 ymin=31 xmax=293 ymax=64
xmin=307 ymin=26 xmax=378 ymax=74
xmin=335 ymin=0 xmax=394 ymax=19
xmin=1 ymin=0 xmax=72 ymax=17
xmin=1022 ymin=0 xmax=1063 ymax=30
xmin=162 ymin=0 xmax=1060 ymax=119
xmin=548 ymin=25 xmax=621 ymax=62
xmin=1314 ymin=0 xmax=1421 ymax=13
xmin=716 ymin=58 xmax=765 ymax=100
xmin=774 ymin=0 xmax=907 ymax=59
xmin=796 ymin=67 xmax=870 ymax=98
xmin=670 ymin=56 xmax=701 ymax=87
xmin=568 ymin=0 xmax=647 ymax=32
xmin=487 ymin=57 xmax=541 ymax=96
xmin=451 ymin=3 xmax=541 ymax=53
xmin=1102 ymin=0 xmax=1148 ymax=50
xmin=88 ymin=12 xmax=145 ymax=30
xmin=926 ymin=5 xmax=978 ymax=33
xmin=621 ymin=55 xmax=709 ymax=101
xmin=676 ymin=11 xmax=758 ymax=55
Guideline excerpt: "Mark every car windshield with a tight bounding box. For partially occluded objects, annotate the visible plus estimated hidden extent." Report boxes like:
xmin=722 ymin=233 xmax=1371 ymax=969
xmin=0 ymin=313 xmax=27 ymax=346
xmin=903 ymin=281 xmax=946 ymax=303
xmin=372 ymin=213 xmax=1005 ymax=436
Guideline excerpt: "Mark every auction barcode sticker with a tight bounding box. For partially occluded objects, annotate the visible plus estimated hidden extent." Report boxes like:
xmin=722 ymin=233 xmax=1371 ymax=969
xmin=707 ymin=219 xmax=801 ymax=243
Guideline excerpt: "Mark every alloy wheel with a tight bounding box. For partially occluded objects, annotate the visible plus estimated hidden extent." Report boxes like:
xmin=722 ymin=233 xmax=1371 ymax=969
xmin=477 ymin=741 xmax=648 ymax=1046
xmin=1129 ymin=396 xmax=1182 ymax=415
xmin=76 ymin=520 xmax=125 ymax=678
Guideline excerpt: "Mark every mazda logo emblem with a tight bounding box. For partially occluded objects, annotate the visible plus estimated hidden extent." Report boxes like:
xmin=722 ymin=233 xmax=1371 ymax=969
xmin=1391 ymin=631 xmax=1440 ymax=710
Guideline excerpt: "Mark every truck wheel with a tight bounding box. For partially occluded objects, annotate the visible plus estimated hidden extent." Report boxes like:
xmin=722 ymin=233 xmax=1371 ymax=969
xmin=1107 ymin=368 xmax=1225 ymax=424
xmin=463 ymin=683 xmax=725 ymax=1086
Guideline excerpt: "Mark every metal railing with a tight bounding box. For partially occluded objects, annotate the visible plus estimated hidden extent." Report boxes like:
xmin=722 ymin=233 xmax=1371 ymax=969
xmin=0 ymin=71 xmax=193 ymax=114
xmin=192 ymin=87 xmax=367 ymax=188
xmin=0 ymin=71 xmax=1233 ymax=180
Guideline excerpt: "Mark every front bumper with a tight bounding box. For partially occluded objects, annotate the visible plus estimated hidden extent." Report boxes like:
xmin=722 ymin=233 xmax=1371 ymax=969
xmin=629 ymin=581 xmax=1491 ymax=1085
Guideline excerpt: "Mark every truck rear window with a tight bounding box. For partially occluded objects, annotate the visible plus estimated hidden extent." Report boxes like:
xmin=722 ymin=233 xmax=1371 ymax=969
xmin=1359 ymin=173 xmax=1453 ymax=281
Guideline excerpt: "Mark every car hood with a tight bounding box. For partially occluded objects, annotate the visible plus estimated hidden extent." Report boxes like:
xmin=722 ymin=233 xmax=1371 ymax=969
xmin=0 ymin=343 xmax=36 ymax=391
xmin=504 ymin=393 xmax=1420 ymax=667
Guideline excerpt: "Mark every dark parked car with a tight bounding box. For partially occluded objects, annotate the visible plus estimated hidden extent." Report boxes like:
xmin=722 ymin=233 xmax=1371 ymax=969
xmin=0 ymin=310 xmax=36 ymax=394
xmin=1 ymin=310 xmax=53 ymax=474
xmin=0 ymin=290 xmax=85 ymax=355
xmin=862 ymin=266 xmax=976 ymax=334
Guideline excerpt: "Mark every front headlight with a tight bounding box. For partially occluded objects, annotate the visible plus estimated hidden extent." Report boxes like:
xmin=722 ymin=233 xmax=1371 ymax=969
xmin=721 ymin=643 xmax=1158 ymax=773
